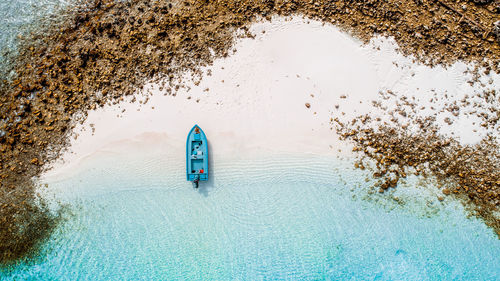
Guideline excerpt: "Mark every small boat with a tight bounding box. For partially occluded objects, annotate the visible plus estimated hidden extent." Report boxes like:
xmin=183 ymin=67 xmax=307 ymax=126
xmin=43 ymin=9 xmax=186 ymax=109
xmin=186 ymin=125 xmax=208 ymax=188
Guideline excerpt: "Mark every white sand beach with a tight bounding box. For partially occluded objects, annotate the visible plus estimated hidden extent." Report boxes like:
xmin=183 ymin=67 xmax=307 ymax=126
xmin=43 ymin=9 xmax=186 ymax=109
xmin=42 ymin=16 xmax=498 ymax=181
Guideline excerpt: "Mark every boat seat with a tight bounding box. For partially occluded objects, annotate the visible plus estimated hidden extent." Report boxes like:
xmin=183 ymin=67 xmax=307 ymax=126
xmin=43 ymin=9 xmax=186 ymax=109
xmin=194 ymin=134 xmax=201 ymax=140
xmin=191 ymin=150 xmax=203 ymax=159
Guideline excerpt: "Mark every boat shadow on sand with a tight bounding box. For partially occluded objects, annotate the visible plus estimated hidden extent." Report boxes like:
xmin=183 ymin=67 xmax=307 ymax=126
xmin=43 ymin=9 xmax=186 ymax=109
xmin=196 ymin=140 xmax=214 ymax=197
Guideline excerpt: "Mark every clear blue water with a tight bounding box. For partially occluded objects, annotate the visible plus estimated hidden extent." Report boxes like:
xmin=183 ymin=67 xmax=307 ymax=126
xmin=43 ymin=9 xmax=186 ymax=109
xmin=1 ymin=152 xmax=499 ymax=280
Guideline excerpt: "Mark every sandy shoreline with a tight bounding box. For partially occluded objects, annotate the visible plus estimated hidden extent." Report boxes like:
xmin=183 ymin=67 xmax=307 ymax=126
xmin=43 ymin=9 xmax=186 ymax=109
xmin=44 ymin=17 xmax=498 ymax=180
xmin=38 ymin=19 xmax=499 ymax=240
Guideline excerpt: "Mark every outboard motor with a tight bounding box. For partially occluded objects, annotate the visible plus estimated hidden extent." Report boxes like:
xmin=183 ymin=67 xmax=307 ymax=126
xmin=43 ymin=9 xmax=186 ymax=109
xmin=193 ymin=175 xmax=200 ymax=188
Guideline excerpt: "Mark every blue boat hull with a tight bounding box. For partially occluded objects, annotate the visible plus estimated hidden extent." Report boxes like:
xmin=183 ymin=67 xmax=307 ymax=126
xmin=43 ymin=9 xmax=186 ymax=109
xmin=186 ymin=125 xmax=208 ymax=182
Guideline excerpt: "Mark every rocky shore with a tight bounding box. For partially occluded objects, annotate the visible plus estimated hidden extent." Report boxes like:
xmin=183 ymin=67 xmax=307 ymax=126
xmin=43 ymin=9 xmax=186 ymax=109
xmin=333 ymin=89 xmax=499 ymax=236
xmin=0 ymin=0 xmax=499 ymax=263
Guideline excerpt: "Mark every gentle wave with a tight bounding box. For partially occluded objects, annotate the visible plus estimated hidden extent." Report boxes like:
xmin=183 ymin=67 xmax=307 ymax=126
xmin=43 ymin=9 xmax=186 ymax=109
xmin=3 ymin=153 xmax=499 ymax=280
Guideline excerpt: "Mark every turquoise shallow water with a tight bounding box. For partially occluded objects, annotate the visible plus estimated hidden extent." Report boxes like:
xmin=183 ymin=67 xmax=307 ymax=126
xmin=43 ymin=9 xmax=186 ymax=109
xmin=1 ymin=151 xmax=499 ymax=280
xmin=0 ymin=0 xmax=499 ymax=279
